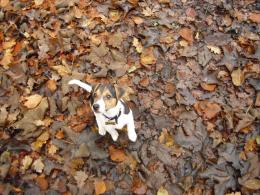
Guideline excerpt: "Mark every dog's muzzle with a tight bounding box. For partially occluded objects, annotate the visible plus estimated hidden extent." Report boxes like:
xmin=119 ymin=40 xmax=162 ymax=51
xmin=93 ymin=104 xmax=99 ymax=112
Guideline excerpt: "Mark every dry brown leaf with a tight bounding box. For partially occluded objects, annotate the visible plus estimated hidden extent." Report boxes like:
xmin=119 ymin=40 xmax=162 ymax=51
xmin=140 ymin=47 xmax=157 ymax=65
xmin=133 ymin=37 xmax=143 ymax=53
xmin=194 ymin=101 xmax=221 ymax=120
xmin=95 ymin=179 xmax=106 ymax=195
xmin=248 ymin=13 xmax=260 ymax=23
xmin=132 ymin=177 xmax=147 ymax=194
xmin=139 ymin=77 xmax=149 ymax=87
xmin=244 ymin=138 xmax=256 ymax=152
xmin=23 ymin=94 xmax=43 ymax=109
xmin=32 ymin=158 xmax=45 ymax=173
xmin=179 ymin=28 xmax=194 ymax=44
xmin=51 ymin=65 xmax=71 ymax=76
xmin=142 ymin=7 xmax=154 ymax=17
xmin=255 ymin=91 xmax=260 ymax=107
xmin=35 ymin=176 xmax=48 ymax=191
xmin=0 ymin=49 xmax=13 ymax=68
xmin=132 ymin=16 xmax=144 ymax=24
xmin=46 ymin=80 xmax=57 ymax=92
xmin=231 ymin=68 xmax=244 ymax=86
xmin=108 ymin=145 xmax=127 ymax=162
xmin=200 ymin=83 xmax=217 ymax=92
xmin=108 ymin=32 xmax=123 ymax=49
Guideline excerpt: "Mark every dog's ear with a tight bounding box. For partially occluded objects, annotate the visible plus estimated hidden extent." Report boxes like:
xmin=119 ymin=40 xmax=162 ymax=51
xmin=68 ymin=79 xmax=92 ymax=92
xmin=114 ymin=85 xmax=126 ymax=100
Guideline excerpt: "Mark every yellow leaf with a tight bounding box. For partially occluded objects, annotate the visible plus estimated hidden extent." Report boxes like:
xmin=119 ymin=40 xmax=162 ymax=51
xmin=0 ymin=49 xmax=13 ymax=69
xmin=34 ymin=0 xmax=44 ymax=6
xmin=159 ymin=129 xmax=174 ymax=147
xmin=243 ymin=179 xmax=260 ymax=190
xmin=31 ymin=131 xmax=50 ymax=151
xmin=140 ymin=47 xmax=157 ymax=65
xmin=231 ymin=68 xmax=244 ymax=86
xmin=3 ymin=39 xmax=16 ymax=49
xmin=207 ymin=45 xmax=221 ymax=54
xmin=48 ymin=143 xmax=58 ymax=155
xmin=157 ymin=186 xmax=169 ymax=195
xmin=95 ymin=179 xmax=106 ymax=195
xmin=133 ymin=37 xmax=143 ymax=53
xmin=23 ymin=94 xmax=43 ymax=109
xmin=32 ymin=158 xmax=44 ymax=173
xmin=51 ymin=65 xmax=71 ymax=76
xmin=0 ymin=0 xmax=9 ymax=7
xmin=21 ymin=155 xmax=33 ymax=173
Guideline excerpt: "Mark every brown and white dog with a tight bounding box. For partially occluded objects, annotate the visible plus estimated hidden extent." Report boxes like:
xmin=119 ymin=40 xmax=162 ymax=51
xmin=68 ymin=79 xmax=137 ymax=142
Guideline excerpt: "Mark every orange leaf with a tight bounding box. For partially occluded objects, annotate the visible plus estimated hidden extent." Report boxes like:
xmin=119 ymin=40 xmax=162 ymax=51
xmin=248 ymin=12 xmax=260 ymax=23
xmin=55 ymin=130 xmax=65 ymax=139
xmin=200 ymin=83 xmax=217 ymax=92
xmin=194 ymin=101 xmax=221 ymax=120
xmin=35 ymin=176 xmax=48 ymax=191
xmin=94 ymin=179 xmax=106 ymax=195
xmin=179 ymin=28 xmax=194 ymax=44
xmin=132 ymin=177 xmax=147 ymax=195
xmin=108 ymin=145 xmax=127 ymax=162
xmin=46 ymin=79 xmax=57 ymax=92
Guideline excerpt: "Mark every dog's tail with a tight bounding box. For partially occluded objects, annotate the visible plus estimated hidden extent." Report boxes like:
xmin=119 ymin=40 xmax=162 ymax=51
xmin=68 ymin=79 xmax=92 ymax=92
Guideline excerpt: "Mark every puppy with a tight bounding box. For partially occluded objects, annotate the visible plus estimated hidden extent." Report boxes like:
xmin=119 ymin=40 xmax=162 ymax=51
xmin=68 ymin=79 xmax=137 ymax=142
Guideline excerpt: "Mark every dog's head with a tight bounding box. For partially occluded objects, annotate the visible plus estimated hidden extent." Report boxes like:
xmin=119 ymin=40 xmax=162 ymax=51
xmin=68 ymin=80 xmax=125 ymax=114
xmin=89 ymin=83 xmax=125 ymax=113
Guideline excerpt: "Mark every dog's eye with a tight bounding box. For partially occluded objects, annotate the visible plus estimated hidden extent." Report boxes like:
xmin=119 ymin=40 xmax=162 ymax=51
xmin=106 ymin=95 xmax=111 ymax=99
xmin=93 ymin=93 xmax=97 ymax=97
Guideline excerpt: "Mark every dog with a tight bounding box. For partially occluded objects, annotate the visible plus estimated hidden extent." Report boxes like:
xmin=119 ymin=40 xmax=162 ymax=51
xmin=68 ymin=79 xmax=137 ymax=142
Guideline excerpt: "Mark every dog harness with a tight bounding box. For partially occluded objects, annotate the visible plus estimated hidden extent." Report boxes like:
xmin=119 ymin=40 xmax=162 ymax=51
xmin=103 ymin=109 xmax=122 ymax=125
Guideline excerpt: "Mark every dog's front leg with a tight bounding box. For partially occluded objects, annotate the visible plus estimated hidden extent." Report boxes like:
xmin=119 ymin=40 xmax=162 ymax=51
xmin=106 ymin=127 xmax=119 ymax=141
xmin=96 ymin=119 xmax=106 ymax=136
xmin=127 ymin=113 xmax=137 ymax=142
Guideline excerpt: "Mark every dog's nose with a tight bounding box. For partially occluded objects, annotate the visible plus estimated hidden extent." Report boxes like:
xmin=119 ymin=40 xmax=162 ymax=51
xmin=93 ymin=104 xmax=99 ymax=111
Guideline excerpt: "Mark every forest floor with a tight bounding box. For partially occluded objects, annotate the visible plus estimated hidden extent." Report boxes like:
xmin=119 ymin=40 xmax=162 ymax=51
xmin=0 ymin=0 xmax=259 ymax=195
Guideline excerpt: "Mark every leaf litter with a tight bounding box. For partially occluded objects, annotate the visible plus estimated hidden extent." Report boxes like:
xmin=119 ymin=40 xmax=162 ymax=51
xmin=0 ymin=1 xmax=259 ymax=195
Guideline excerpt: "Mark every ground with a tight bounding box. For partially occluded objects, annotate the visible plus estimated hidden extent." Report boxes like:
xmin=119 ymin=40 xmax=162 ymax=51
xmin=0 ymin=0 xmax=259 ymax=195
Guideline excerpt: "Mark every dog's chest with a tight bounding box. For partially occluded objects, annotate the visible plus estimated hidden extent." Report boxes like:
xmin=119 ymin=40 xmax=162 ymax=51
xmin=95 ymin=113 xmax=128 ymax=129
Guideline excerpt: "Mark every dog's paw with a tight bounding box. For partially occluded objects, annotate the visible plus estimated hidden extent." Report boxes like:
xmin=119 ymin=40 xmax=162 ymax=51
xmin=99 ymin=129 xmax=106 ymax=136
xmin=111 ymin=131 xmax=119 ymax=141
xmin=128 ymin=131 xmax=137 ymax=142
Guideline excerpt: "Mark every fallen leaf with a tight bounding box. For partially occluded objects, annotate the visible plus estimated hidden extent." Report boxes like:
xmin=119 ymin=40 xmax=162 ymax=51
xmin=142 ymin=7 xmax=154 ymax=17
xmin=21 ymin=155 xmax=33 ymax=173
xmin=3 ymin=39 xmax=16 ymax=49
xmin=231 ymin=68 xmax=244 ymax=86
xmin=74 ymin=171 xmax=88 ymax=188
xmin=225 ymin=192 xmax=241 ymax=195
xmin=140 ymin=47 xmax=157 ymax=65
xmin=95 ymin=179 xmax=106 ymax=195
xmin=132 ymin=16 xmax=144 ymax=24
xmin=48 ymin=143 xmax=58 ymax=155
xmin=23 ymin=94 xmax=43 ymax=109
xmin=133 ymin=37 xmax=143 ymax=53
xmin=0 ymin=0 xmax=9 ymax=7
xmin=51 ymin=65 xmax=71 ymax=76
xmin=108 ymin=145 xmax=127 ymax=162
xmin=244 ymin=138 xmax=256 ymax=152
xmin=108 ymin=32 xmax=123 ymax=49
xmin=31 ymin=131 xmax=50 ymax=151
xmin=194 ymin=101 xmax=221 ymax=120
xmin=157 ymin=186 xmax=169 ymax=195
xmin=132 ymin=177 xmax=147 ymax=194
xmin=35 ymin=176 xmax=48 ymax=190
xmin=243 ymin=179 xmax=260 ymax=190
xmin=32 ymin=158 xmax=45 ymax=173
xmin=255 ymin=92 xmax=260 ymax=107
xmin=139 ymin=77 xmax=149 ymax=87
xmin=55 ymin=130 xmax=65 ymax=139
xmin=46 ymin=80 xmax=57 ymax=92
xmin=200 ymin=82 xmax=217 ymax=92
xmin=34 ymin=0 xmax=44 ymax=6
xmin=248 ymin=13 xmax=260 ymax=23
xmin=0 ymin=49 xmax=13 ymax=69
xmin=179 ymin=28 xmax=194 ymax=44
xmin=159 ymin=129 xmax=174 ymax=147
xmin=207 ymin=45 xmax=221 ymax=54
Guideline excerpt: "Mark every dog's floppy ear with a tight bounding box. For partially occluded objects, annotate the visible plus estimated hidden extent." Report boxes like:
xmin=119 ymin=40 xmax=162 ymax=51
xmin=114 ymin=85 xmax=127 ymax=100
xmin=68 ymin=79 xmax=92 ymax=92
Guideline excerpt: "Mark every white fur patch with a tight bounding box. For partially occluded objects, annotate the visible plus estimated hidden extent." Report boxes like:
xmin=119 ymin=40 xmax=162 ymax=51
xmin=68 ymin=79 xmax=92 ymax=92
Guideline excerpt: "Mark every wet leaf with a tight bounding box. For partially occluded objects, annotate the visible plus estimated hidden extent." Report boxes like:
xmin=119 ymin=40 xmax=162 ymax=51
xmin=231 ymin=68 xmax=244 ymax=86
xmin=23 ymin=94 xmax=43 ymax=109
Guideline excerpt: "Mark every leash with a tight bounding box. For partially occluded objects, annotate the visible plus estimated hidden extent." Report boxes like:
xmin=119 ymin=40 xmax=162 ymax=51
xmin=103 ymin=109 xmax=122 ymax=125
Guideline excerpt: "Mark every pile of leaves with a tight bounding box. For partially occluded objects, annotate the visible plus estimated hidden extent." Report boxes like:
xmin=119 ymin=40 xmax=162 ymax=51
xmin=0 ymin=0 xmax=259 ymax=194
